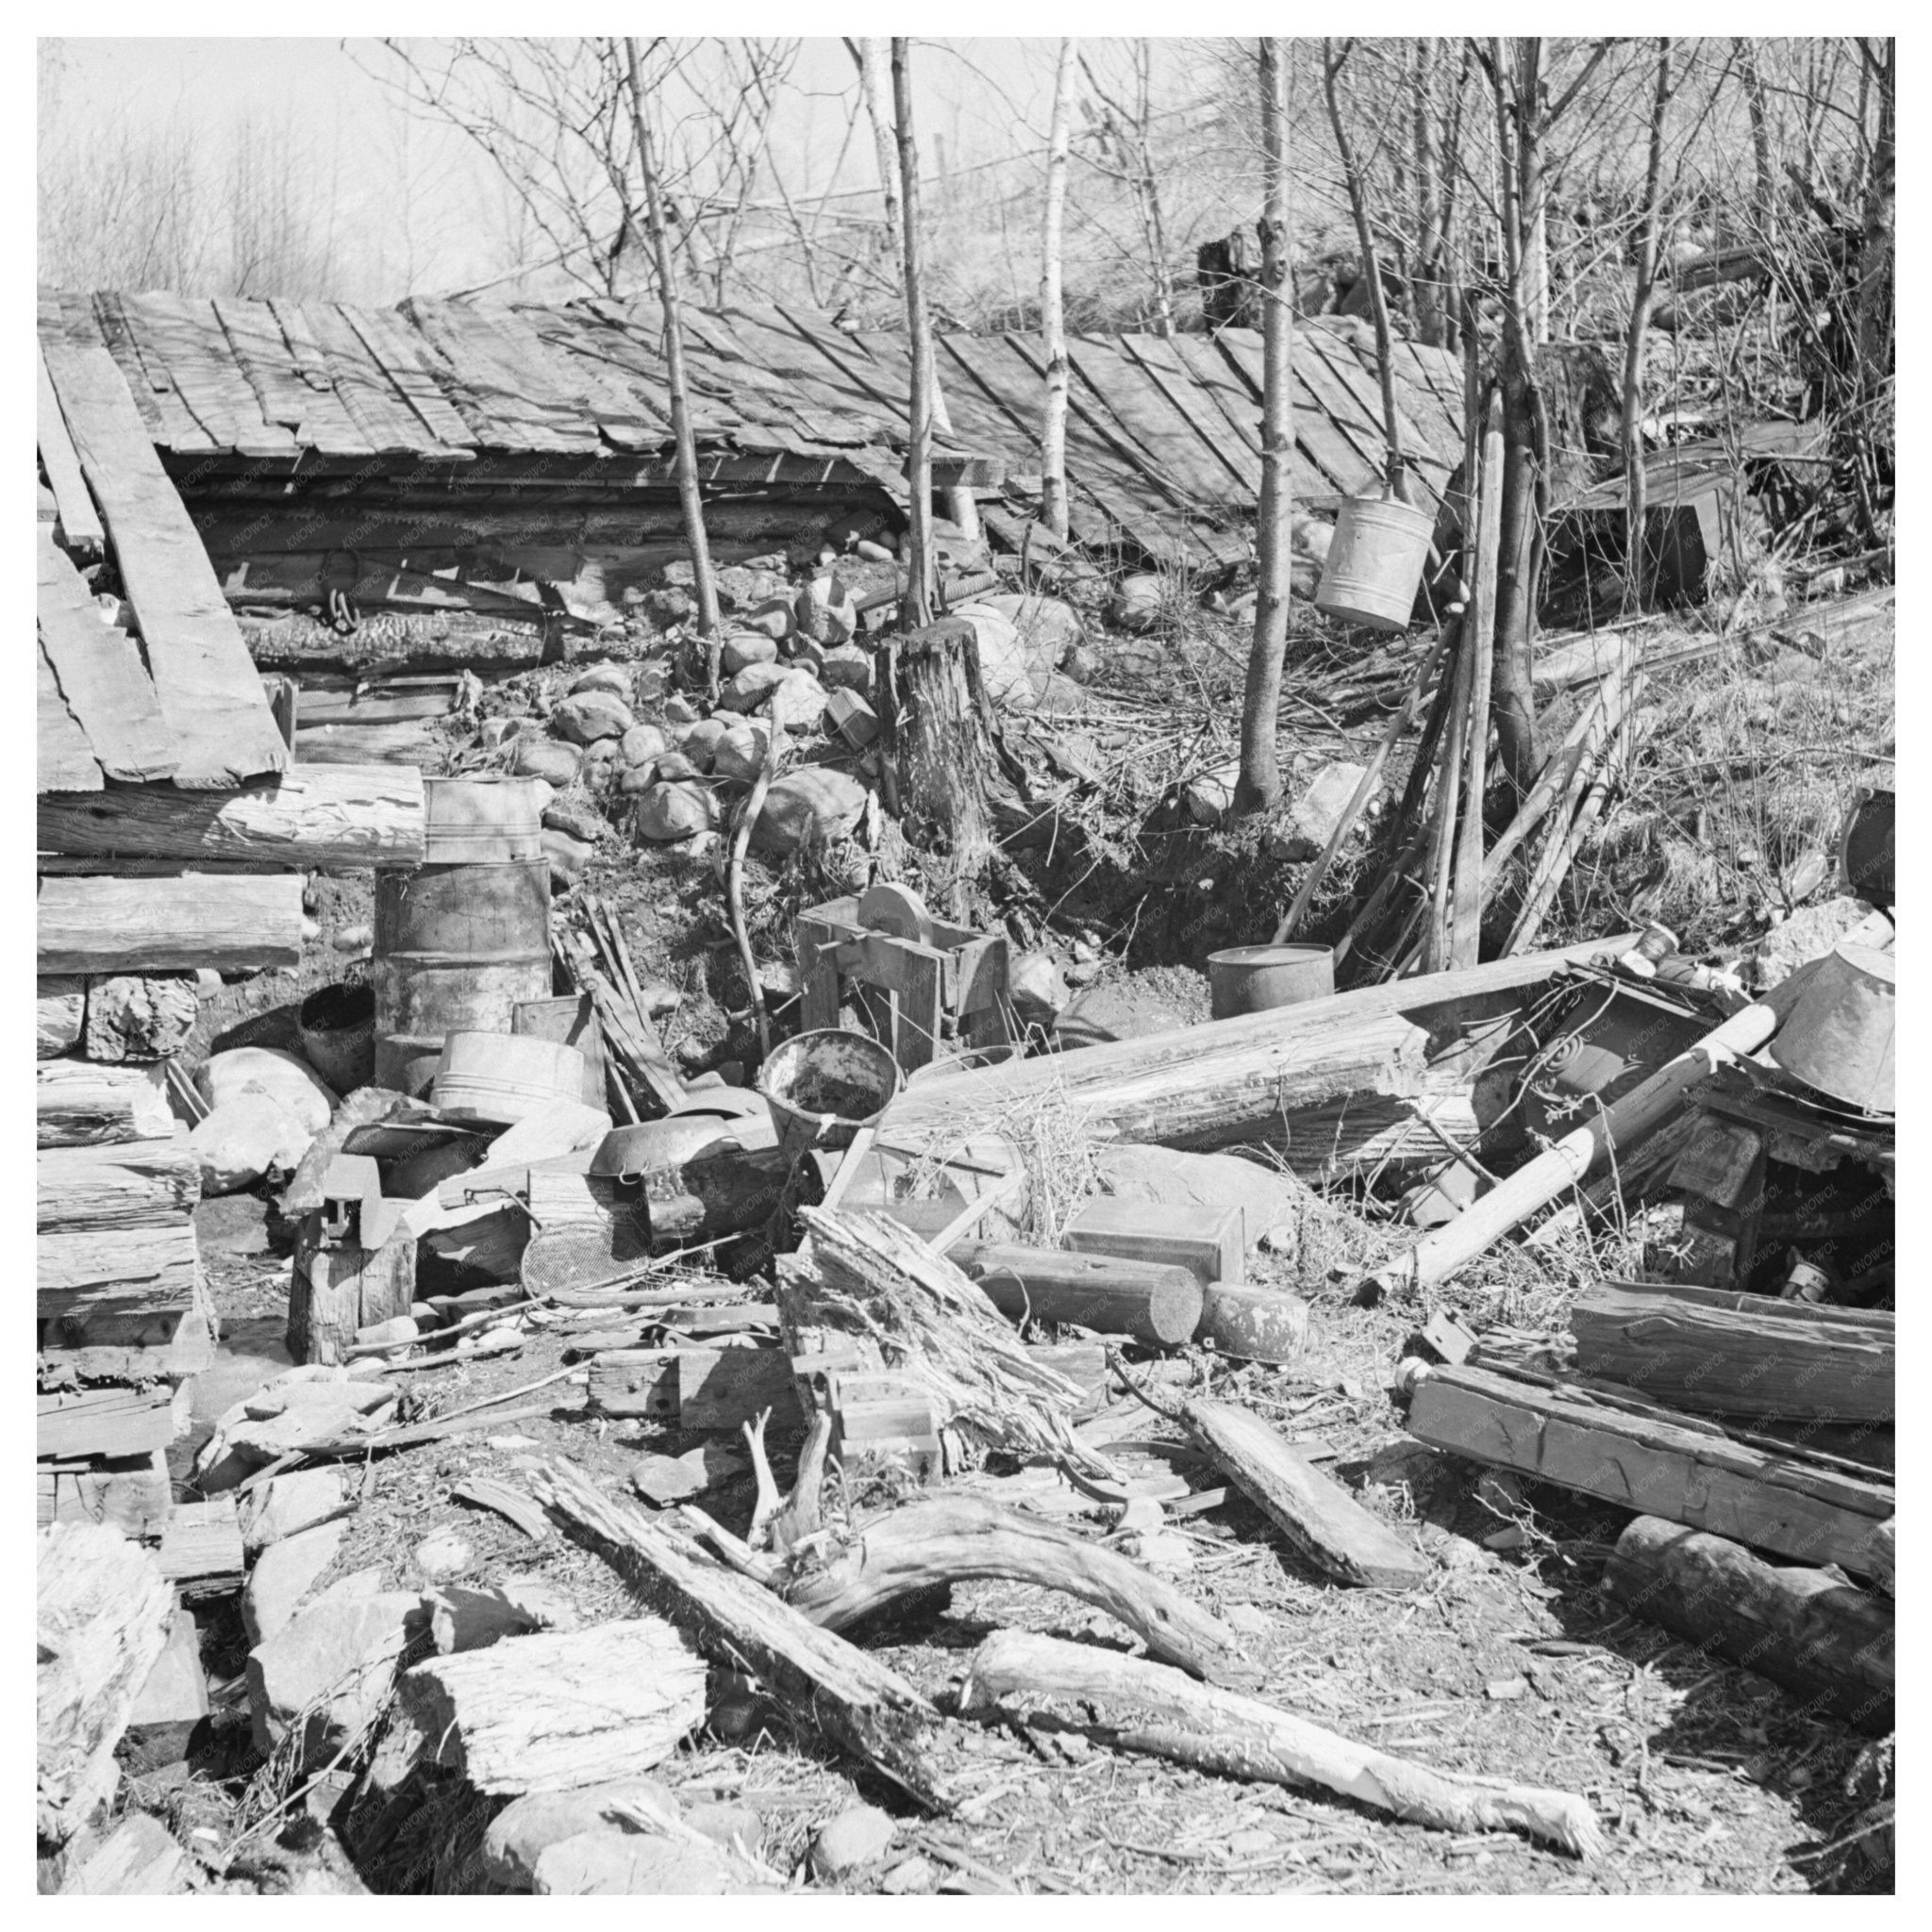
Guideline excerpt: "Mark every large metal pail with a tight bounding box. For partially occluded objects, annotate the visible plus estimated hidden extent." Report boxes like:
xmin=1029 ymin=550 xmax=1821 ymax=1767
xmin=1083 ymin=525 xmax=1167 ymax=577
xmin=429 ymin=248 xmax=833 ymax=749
xmin=1314 ymin=493 xmax=1435 ymax=632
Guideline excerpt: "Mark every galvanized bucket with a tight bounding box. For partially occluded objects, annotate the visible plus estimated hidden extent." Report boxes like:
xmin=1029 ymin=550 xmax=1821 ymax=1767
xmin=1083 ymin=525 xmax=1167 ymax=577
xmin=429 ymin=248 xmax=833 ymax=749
xmin=1314 ymin=493 xmax=1435 ymax=633
xmin=758 ymin=1028 xmax=901 ymax=1155
xmin=1206 ymin=943 xmax=1336 ymax=1020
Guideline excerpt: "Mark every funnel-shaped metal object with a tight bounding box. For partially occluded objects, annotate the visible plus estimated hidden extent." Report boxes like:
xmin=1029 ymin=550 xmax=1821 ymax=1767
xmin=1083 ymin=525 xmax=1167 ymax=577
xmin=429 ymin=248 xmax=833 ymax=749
xmin=1769 ymin=940 xmax=1895 ymax=1115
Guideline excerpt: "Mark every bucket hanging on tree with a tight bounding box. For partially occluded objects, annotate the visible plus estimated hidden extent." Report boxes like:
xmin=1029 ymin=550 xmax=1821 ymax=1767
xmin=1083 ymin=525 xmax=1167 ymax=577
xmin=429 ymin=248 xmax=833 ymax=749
xmin=1314 ymin=492 xmax=1435 ymax=632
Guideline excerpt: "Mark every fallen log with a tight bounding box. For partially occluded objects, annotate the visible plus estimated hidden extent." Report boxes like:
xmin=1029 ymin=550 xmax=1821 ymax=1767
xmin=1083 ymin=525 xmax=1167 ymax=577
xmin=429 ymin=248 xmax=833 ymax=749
xmin=953 ymin=1243 xmax=1204 ymax=1348
xmin=1119 ymin=1365 xmax=1426 ymax=1589
xmin=394 ymin=1618 xmax=708 ymax=1794
xmin=1570 ymin=1280 xmax=1894 ymax=1424
xmin=879 ymin=938 xmax=1632 ymax=1153
xmin=958 ymin=1630 xmax=1605 ymax=1859
xmin=526 ymin=1457 xmax=958 ymax=1811
xmin=37 ymin=1522 xmax=175 ymax=1844
xmin=38 ymin=762 xmax=427 ymax=869
xmin=782 ymin=1497 xmax=1245 ymax=1684
xmin=37 ymin=1139 xmax=199 ymax=1234
xmin=37 ymin=1061 xmax=173 ymax=1148
xmin=37 ymin=873 xmax=305 ymax=975
xmin=1604 ymin=1516 xmax=1893 ymax=1734
xmin=1407 ymin=1362 xmax=1894 ymax=1576
xmin=1356 ymin=996 xmax=1782 ymax=1302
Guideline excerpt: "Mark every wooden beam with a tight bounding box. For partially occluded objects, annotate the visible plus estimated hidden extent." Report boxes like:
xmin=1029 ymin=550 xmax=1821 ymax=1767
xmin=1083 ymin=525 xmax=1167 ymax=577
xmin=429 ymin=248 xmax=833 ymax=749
xmin=39 ymin=331 xmax=290 ymax=788
xmin=38 ymin=1140 xmax=199 ymax=1234
xmin=39 ymin=1222 xmax=200 ymax=1324
xmin=39 ymin=763 xmax=426 ymax=870
xmin=37 ymin=346 xmax=105 ymax=558
xmin=37 ymin=872 xmax=304 ymax=974
xmin=37 ymin=1061 xmax=173 ymax=1149
xmin=38 ymin=1382 xmax=181 ymax=1461
xmin=38 ymin=641 xmax=102 ymax=795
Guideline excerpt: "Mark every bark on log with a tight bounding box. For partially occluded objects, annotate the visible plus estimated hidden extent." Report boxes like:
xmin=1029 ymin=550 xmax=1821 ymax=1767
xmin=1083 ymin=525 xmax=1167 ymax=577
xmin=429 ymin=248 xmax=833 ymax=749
xmin=958 ymin=1629 xmax=1605 ymax=1858
xmin=37 ymin=977 xmax=86 ymax=1058
xmin=288 ymin=1214 xmax=418 ymax=1367
xmin=1166 ymin=1393 xmax=1427 ymax=1589
xmin=784 ymin=1497 xmax=1244 ymax=1683
xmin=39 ymin=763 xmax=427 ymax=869
xmin=37 ymin=1138 xmax=199 ymax=1233
xmin=1604 ymin=1516 xmax=1893 ymax=1734
xmin=526 ymin=1457 xmax=957 ymax=1810
xmin=879 ymin=938 xmax=1630 ymax=1153
xmin=37 ymin=1061 xmax=173 ymax=1148
xmin=38 ymin=1223 xmax=200 ymax=1323
xmin=80 ymin=974 xmax=199 ymax=1064
xmin=1571 ymin=1281 xmax=1894 ymax=1424
xmin=37 ymin=873 xmax=305 ymax=975
xmin=953 ymin=1244 xmax=1203 ymax=1348
xmin=395 ymin=1618 xmax=708 ymax=1794
xmin=36 ymin=1522 xmax=175 ymax=1845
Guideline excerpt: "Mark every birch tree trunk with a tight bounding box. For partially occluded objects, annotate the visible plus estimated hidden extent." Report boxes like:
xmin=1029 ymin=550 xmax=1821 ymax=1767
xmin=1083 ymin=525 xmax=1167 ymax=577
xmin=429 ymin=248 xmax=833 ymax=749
xmin=1235 ymin=37 xmax=1292 ymax=817
xmin=625 ymin=38 xmax=722 ymax=698
xmin=1040 ymin=39 xmax=1076 ymax=541
xmin=1621 ymin=40 xmax=1674 ymax=611
xmin=1412 ymin=38 xmax=1446 ymax=348
xmin=891 ymin=38 xmax=935 ymax=630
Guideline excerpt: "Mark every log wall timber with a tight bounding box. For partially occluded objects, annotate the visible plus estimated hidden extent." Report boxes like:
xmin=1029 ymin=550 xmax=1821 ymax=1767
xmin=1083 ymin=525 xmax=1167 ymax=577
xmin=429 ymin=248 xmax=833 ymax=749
xmin=37 ymin=873 xmax=304 ymax=974
xmin=1407 ymin=1363 xmax=1894 ymax=1575
xmin=37 ymin=1061 xmax=173 ymax=1148
xmin=41 ymin=1307 xmax=215 ymax=1384
xmin=38 ymin=1140 xmax=199 ymax=1234
xmin=1570 ymin=1281 xmax=1894 ymax=1424
xmin=1605 ymin=1517 xmax=1892 ymax=1733
xmin=38 ymin=764 xmax=426 ymax=870
xmin=39 ymin=1223 xmax=200 ymax=1323
xmin=38 ymin=1383 xmax=182 ymax=1462
xmin=879 ymin=938 xmax=1633 ymax=1151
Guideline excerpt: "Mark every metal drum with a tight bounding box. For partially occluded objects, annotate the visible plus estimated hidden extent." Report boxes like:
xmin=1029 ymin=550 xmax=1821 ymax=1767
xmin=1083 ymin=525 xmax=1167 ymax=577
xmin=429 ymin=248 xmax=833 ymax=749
xmin=1206 ymin=943 xmax=1335 ymax=1020
xmin=373 ymin=777 xmax=553 ymax=1096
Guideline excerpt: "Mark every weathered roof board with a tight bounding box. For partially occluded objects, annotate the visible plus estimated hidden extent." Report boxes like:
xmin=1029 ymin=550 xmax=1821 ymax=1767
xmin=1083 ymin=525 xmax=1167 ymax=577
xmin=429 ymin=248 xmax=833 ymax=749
xmin=41 ymin=292 xmax=1463 ymax=571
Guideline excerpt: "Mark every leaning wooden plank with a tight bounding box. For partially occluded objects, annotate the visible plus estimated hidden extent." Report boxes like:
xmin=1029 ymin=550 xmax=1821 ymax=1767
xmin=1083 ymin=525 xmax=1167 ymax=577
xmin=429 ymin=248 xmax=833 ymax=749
xmin=41 ymin=331 xmax=291 ymax=787
xmin=959 ymin=1630 xmax=1604 ymax=1859
xmin=1570 ymin=1280 xmax=1894 ymax=1424
xmin=1605 ymin=1516 xmax=1892 ymax=1734
xmin=37 ymin=1522 xmax=176 ymax=1844
xmin=526 ymin=1457 xmax=957 ymax=1811
xmin=78 ymin=291 xmax=212 ymax=451
xmin=38 ymin=873 xmax=304 ymax=974
xmin=394 ymin=1617 xmax=706 ymax=1795
xmin=784 ymin=1497 xmax=1244 ymax=1684
xmin=38 ymin=1139 xmax=199 ymax=1234
xmin=37 ymin=641 xmax=102 ymax=795
xmin=37 ymin=1061 xmax=173 ymax=1149
xmin=40 ymin=763 xmax=426 ymax=870
xmin=1126 ymin=1378 xmax=1425 ymax=1589
xmin=37 ymin=525 xmax=176 ymax=782
xmin=1407 ymin=1362 xmax=1894 ymax=1575
xmin=38 ymin=346 xmax=105 ymax=557
xmin=39 ymin=1223 xmax=201 ymax=1324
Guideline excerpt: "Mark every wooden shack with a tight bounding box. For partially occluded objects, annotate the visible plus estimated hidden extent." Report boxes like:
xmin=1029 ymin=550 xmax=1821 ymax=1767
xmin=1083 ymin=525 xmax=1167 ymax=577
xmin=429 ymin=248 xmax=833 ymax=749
xmin=36 ymin=309 xmax=426 ymax=1542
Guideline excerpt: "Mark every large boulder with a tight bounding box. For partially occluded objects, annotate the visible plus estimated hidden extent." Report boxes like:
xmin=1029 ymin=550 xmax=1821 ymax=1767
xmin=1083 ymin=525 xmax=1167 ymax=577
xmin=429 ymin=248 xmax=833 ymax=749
xmin=550 ymin=691 xmax=635 ymax=745
xmin=673 ymin=718 xmax=731 ymax=769
xmin=569 ymin=665 xmax=633 ymax=700
xmin=243 ymin=1518 xmax=348 ymax=1646
xmin=810 ymin=1805 xmax=897 ymax=1879
xmin=483 ymin=1779 xmax=682 ymax=1890
xmin=1110 ymin=573 xmax=1166 ymax=632
xmin=719 ymin=662 xmax=791 ymax=713
xmin=710 ymin=722 xmax=770 ymax=784
xmin=514 ymin=738 xmax=583 ymax=787
xmin=621 ymin=724 xmax=670 ymax=770
xmin=189 ymin=1094 xmax=310 ymax=1195
xmin=634 ymin=783 xmax=719 ymax=843
xmin=974 ymin=592 xmax=1083 ymax=669
xmin=818 ymin=643 xmax=874 ymax=692
xmin=752 ymin=768 xmax=867 ymax=858
xmin=196 ymin=1046 xmax=336 ymax=1137
xmin=720 ymin=633 xmax=779 ymax=675
xmin=770 ymin=669 xmax=830 ymax=734
xmin=950 ymin=602 xmax=1038 ymax=708
xmin=792 ymin=575 xmax=859 ymax=646
xmin=1057 ymin=983 xmax=1193 ymax=1050
xmin=247 ymin=1591 xmax=425 ymax=1762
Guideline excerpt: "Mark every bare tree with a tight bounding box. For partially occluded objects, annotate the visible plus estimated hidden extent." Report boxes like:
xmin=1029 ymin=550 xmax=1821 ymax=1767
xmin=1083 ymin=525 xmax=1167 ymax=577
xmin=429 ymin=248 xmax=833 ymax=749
xmin=1040 ymin=39 xmax=1076 ymax=541
xmin=891 ymin=37 xmax=935 ymax=631
xmin=1620 ymin=40 xmax=1674 ymax=610
xmin=1236 ymin=37 xmax=1293 ymax=818
xmin=1075 ymin=42 xmax=1177 ymax=334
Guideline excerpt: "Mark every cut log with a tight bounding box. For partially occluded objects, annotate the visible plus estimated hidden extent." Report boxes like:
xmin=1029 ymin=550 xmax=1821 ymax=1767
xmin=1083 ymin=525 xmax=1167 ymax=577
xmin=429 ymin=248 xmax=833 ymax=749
xmin=158 ymin=1498 xmax=247 ymax=1597
xmin=39 ymin=763 xmax=426 ymax=870
xmin=1407 ymin=1362 xmax=1895 ymax=1575
xmin=782 ymin=1497 xmax=1245 ymax=1683
xmin=37 ymin=1060 xmax=172 ymax=1148
xmin=394 ymin=1617 xmax=707 ymax=1795
xmin=36 ymin=1521 xmax=175 ymax=1844
xmin=1061 ymin=1198 xmax=1244 ymax=1285
xmin=38 ymin=1222 xmax=200 ymax=1323
xmin=1605 ymin=1516 xmax=1893 ymax=1734
xmin=880 ymin=938 xmax=1630 ymax=1153
xmin=37 ymin=976 xmax=86 ymax=1058
xmin=37 ymin=1138 xmax=200 ymax=1234
xmin=953 ymin=1244 xmax=1204 ymax=1348
xmin=526 ymin=1457 xmax=957 ymax=1810
xmin=38 ymin=1382 xmax=182 ymax=1462
xmin=1358 ymin=997 xmax=1781 ymax=1301
xmin=288 ymin=1213 xmax=418 ymax=1367
xmin=1159 ymin=1392 xmax=1427 ymax=1589
xmin=38 ymin=872 xmax=305 ymax=975
xmin=1570 ymin=1280 xmax=1894 ymax=1424
xmin=36 ymin=1451 xmax=172 ymax=1539
xmin=79 ymin=974 xmax=200 ymax=1064
xmin=959 ymin=1629 xmax=1605 ymax=1859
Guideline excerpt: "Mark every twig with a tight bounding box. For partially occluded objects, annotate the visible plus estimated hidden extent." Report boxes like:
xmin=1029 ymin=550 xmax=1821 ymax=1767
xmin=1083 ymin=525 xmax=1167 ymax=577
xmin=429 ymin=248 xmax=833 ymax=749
xmin=726 ymin=714 xmax=782 ymax=1059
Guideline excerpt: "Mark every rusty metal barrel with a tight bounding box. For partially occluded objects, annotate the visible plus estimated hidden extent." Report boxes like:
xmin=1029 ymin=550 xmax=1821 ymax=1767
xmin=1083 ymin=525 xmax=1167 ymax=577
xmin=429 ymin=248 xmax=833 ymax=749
xmin=373 ymin=777 xmax=553 ymax=1096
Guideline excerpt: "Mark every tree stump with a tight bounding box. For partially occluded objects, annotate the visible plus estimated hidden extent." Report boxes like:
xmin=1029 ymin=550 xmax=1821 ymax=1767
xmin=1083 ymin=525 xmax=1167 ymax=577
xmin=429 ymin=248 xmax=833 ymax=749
xmin=288 ymin=1212 xmax=416 ymax=1365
